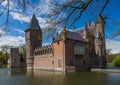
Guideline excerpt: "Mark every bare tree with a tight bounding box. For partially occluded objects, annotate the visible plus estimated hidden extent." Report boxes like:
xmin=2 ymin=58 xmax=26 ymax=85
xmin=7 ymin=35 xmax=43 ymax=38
xmin=19 ymin=44 xmax=26 ymax=62
xmin=106 ymin=48 xmax=112 ymax=55
xmin=0 ymin=0 xmax=39 ymax=36
xmin=0 ymin=0 xmax=120 ymax=38
xmin=45 ymin=0 xmax=109 ymax=34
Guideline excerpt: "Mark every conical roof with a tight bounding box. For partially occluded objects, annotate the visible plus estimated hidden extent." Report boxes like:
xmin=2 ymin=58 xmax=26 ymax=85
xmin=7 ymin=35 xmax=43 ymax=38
xmin=26 ymin=14 xmax=41 ymax=30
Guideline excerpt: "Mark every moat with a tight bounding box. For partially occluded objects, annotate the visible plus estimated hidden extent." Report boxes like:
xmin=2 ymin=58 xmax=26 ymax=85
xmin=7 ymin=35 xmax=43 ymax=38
xmin=0 ymin=68 xmax=120 ymax=85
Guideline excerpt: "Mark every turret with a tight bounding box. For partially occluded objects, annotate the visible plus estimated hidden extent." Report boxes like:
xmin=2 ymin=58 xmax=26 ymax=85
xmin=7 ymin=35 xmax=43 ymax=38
xmin=96 ymin=14 xmax=105 ymax=37
xmin=83 ymin=22 xmax=89 ymax=41
xmin=95 ymin=30 xmax=102 ymax=57
xmin=95 ymin=14 xmax=106 ymax=68
xmin=25 ymin=14 xmax=42 ymax=68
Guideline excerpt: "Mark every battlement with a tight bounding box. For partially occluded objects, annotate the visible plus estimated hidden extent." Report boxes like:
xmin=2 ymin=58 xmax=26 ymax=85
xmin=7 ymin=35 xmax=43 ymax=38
xmin=34 ymin=44 xmax=53 ymax=57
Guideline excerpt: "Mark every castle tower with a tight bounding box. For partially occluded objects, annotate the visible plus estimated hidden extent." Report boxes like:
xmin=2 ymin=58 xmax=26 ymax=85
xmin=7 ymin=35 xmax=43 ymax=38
xmin=25 ymin=14 xmax=42 ymax=68
xmin=95 ymin=14 xmax=106 ymax=68
xmin=83 ymin=22 xmax=89 ymax=40
xmin=10 ymin=48 xmax=21 ymax=68
xmin=95 ymin=30 xmax=102 ymax=56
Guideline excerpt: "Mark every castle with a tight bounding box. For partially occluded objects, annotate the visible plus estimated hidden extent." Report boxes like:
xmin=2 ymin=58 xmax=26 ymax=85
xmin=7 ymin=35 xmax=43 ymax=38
xmin=10 ymin=14 xmax=107 ymax=72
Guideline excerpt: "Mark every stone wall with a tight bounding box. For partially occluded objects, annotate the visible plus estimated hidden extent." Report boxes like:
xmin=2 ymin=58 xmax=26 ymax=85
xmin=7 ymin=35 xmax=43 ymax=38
xmin=10 ymin=48 xmax=21 ymax=68
xmin=10 ymin=48 xmax=26 ymax=68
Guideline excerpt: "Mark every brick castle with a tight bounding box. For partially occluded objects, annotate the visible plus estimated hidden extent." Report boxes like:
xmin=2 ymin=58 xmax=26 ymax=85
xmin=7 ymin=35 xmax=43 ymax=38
xmin=10 ymin=14 xmax=107 ymax=72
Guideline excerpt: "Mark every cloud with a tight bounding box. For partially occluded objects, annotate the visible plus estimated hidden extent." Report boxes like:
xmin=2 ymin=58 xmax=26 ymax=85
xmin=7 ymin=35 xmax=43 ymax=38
xmin=9 ymin=11 xmax=48 ymax=29
xmin=1 ymin=0 xmax=58 ymax=30
xmin=106 ymin=39 xmax=120 ymax=54
xmin=0 ymin=35 xmax=25 ymax=47
xmin=10 ymin=12 xmax=30 ymax=22
xmin=42 ymin=43 xmax=51 ymax=46
xmin=14 ymin=29 xmax=25 ymax=34
xmin=1 ymin=0 xmax=14 ymax=10
xmin=0 ymin=29 xmax=6 ymax=35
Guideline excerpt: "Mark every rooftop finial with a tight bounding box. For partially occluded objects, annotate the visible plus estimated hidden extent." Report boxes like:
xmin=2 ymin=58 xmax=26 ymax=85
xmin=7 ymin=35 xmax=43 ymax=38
xmin=98 ymin=14 xmax=104 ymax=22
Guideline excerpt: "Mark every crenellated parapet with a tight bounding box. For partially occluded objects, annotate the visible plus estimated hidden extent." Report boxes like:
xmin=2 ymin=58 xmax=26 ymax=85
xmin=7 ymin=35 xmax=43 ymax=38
xmin=34 ymin=44 xmax=53 ymax=57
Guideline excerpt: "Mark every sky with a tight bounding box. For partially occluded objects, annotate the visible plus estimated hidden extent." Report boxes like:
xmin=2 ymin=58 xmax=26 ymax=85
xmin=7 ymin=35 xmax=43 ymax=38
xmin=0 ymin=0 xmax=120 ymax=54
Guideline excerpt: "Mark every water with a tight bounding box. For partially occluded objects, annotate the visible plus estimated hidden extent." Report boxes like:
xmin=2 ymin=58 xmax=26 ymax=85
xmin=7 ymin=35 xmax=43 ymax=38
xmin=0 ymin=68 xmax=120 ymax=85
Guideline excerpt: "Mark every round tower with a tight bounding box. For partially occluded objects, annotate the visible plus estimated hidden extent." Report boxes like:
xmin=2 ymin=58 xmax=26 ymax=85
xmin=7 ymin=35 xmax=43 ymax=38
xmin=25 ymin=14 xmax=42 ymax=68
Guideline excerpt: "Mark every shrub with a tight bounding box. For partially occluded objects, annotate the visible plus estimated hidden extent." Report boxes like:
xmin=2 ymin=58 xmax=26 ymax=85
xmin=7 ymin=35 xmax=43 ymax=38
xmin=112 ymin=54 xmax=120 ymax=67
xmin=106 ymin=54 xmax=116 ymax=63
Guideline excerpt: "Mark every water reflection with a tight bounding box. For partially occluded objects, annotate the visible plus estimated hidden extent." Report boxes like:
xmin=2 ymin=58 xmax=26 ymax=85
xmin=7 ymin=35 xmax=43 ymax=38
xmin=10 ymin=68 xmax=26 ymax=75
xmin=0 ymin=68 xmax=120 ymax=85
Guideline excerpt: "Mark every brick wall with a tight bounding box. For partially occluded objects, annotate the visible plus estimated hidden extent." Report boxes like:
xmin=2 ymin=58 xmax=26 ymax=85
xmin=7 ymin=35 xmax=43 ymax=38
xmin=34 ymin=41 xmax=65 ymax=71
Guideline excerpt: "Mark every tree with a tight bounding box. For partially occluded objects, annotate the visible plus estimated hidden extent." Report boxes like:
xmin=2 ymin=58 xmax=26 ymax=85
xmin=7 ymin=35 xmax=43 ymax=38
xmin=0 ymin=45 xmax=10 ymax=64
xmin=112 ymin=54 xmax=120 ymax=67
xmin=0 ymin=0 xmax=36 ymax=37
xmin=45 ymin=0 xmax=109 ymax=34
xmin=19 ymin=44 xmax=26 ymax=62
xmin=1 ymin=45 xmax=10 ymax=52
xmin=0 ymin=51 xmax=8 ymax=66
xmin=106 ymin=48 xmax=112 ymax=56
xmin=0 ymin=0 xmax=120 ymax=38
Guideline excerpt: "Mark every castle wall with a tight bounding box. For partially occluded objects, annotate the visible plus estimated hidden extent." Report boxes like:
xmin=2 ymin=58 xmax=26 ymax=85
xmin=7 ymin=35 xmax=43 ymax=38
xmin=25 ymin=15 xmax=107 ymax=72
xmin=34 ymin=41 xmax=65 ymax=71
xmin=65 ymin=39 xmax=88 ymax=71
xmin=53 ymin=41 xmax=65 ymax=71
xmin=10 ymin=48 xmax=21 ymax=68
xmin=33 ymin=39 xmax=90 ymax=72
xmin=10 ymin=48 xmax=26 ymax=68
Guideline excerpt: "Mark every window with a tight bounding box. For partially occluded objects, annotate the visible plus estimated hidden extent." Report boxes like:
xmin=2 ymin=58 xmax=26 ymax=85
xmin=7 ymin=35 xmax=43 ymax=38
xmin=70 ymin=59 xmax=74 ymax=66
xmin=52 ymin=61 xmax=54 ymax=64
xmin=57 ymin=42 xmax=59 ymax=45
xmin=83 ymin=60 xmax=86 ymax=65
